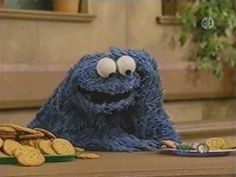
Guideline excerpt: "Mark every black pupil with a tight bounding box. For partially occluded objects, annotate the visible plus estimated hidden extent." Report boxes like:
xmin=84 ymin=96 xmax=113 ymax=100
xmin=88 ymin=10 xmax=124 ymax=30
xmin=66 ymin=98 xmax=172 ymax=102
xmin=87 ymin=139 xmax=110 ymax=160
xmin=125 ymin=70 xmax=132 ymax=75
xmin=109 ymin=72 xmax=115 ymax=77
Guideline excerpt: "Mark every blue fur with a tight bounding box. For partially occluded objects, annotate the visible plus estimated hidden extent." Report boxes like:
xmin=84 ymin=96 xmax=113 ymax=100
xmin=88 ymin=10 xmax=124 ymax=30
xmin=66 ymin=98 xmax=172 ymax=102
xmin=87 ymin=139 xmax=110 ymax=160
xmin=28 ymin=48 xmax=180 ymax=152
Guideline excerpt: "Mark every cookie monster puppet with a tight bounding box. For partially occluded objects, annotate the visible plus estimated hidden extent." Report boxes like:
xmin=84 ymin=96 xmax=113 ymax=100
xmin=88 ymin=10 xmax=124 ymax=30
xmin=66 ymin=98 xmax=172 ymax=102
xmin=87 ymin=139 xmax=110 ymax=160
xmin=28 ymin=48 xmax=180 ymax=152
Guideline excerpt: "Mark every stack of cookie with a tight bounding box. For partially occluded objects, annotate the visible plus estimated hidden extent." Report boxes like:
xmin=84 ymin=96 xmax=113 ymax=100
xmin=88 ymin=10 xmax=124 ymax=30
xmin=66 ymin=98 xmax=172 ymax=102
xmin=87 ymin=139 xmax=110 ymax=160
xmin=0 ymin=124 xmax=85 ymax=166
xmin=206 ymin=137 xmax=236 ymax=150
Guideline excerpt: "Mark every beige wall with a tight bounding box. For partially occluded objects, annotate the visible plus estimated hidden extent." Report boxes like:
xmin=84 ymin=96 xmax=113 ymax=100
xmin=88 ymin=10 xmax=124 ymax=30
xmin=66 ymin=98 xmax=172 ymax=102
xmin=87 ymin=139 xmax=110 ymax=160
xmin=126 ymin=1 xmax=188 ymax=66
xmin=0 ymin=1 xmax=127 ymax=65
xmin=0 ymin=0 xmax=215 ymax=66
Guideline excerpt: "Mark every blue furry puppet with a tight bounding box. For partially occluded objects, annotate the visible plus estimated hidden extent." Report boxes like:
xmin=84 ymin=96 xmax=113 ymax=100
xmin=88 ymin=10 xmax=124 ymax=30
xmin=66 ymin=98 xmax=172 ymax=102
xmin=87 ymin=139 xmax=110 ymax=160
xmin=28 ymin=48 xmax=180 ymax=152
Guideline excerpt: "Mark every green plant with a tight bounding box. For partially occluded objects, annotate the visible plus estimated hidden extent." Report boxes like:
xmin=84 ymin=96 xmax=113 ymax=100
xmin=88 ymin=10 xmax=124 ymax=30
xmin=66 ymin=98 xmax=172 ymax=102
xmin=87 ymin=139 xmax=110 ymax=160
xmin=178 ymin=0 xmax=236 ymax=77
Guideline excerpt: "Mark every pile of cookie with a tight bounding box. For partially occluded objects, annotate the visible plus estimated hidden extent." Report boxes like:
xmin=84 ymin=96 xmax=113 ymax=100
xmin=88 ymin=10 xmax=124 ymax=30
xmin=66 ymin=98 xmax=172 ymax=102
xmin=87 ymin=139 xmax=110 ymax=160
xmin=206 ymin=137 xmax=236 ymax=150
xmin=0 ymin=124 xmax=100 ymax=166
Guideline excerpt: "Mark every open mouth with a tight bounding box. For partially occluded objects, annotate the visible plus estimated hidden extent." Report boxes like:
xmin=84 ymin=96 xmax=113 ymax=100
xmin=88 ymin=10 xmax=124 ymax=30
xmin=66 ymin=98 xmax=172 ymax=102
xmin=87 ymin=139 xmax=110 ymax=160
xmin=78 ymin=87 xmax=133 ymax=104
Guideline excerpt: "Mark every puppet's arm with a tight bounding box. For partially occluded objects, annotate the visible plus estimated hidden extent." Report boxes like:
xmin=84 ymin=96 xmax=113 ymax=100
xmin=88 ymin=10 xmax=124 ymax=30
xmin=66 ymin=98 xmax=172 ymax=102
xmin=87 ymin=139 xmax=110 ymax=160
xmin=134 ymin=87 xmax=180 ymax=146
xmin=153 ymin=110 xmax=180 ymax=142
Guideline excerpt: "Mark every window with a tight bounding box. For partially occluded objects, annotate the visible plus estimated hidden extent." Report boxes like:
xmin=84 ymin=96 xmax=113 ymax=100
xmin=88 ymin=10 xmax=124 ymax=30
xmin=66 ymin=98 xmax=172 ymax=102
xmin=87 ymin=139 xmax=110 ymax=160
xmin=157 ymin=0 xmax=195 ymax=25
xmin=0 ymin=0 xmax=95 ymax=22
xmin=162 ymin=0 xmax=178 ymax=16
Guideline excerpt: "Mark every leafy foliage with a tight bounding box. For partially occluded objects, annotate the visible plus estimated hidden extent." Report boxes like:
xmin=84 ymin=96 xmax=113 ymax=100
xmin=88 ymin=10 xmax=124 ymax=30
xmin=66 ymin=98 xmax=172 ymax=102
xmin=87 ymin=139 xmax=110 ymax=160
xmin=178 ymin=0 xmax=236 ymax=77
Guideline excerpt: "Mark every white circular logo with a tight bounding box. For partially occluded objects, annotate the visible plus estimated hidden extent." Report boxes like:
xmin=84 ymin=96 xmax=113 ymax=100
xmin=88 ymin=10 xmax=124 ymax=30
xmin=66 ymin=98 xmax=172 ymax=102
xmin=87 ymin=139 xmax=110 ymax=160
xmin=201 ymin=17 xmax=214 ymax=29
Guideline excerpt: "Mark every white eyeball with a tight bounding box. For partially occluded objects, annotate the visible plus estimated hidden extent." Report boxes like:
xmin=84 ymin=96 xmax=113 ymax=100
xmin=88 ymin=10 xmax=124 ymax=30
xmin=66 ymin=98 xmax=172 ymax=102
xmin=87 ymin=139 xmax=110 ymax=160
xmin=117 ymin=56 xmax=136 ymax=76
xmin=96 ymin=57 xmax=116 ymax=78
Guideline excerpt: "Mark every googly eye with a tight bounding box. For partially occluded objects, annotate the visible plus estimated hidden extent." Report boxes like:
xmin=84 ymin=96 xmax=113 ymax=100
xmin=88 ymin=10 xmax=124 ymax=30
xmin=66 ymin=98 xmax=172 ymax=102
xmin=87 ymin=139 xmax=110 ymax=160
xmin=96 ymin=57 xmax=116 ymax=78
xmin=117 ymin=56 xmax=136 ymax=76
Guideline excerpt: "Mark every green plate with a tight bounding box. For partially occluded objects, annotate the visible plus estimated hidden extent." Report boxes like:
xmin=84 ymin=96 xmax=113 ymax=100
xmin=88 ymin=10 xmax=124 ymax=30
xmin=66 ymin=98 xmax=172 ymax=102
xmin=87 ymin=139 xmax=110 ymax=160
xmin=0 ymin=156 xmax=17 ymax=164
xmin=45 ymin=155 xmax=75 ymax=162
xmin=0 ymin=155 xmax=75 ymax=164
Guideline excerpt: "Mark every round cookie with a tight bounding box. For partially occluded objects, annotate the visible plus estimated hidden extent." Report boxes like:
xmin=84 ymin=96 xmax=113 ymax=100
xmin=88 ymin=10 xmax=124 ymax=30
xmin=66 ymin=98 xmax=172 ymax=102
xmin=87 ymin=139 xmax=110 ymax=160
xmin=52 ymin=138 xmax=75 ymax=155
xmin=78 ymin=153 xmax=100 ymax=159
xmin=0 ymin=138 xmax=3 ymax=148
xmin=3 ymin=139 xmax=22 ymax=156
xmin=32 ymin=138 xmax=44 ymax=150
xmin=34 ymin=128 xmax=56 ymax=139
xmin=206 ymin=137 xmax=226 ymax=150
xmin=74 ymin=147 xmax=85 ymax=152
xmin=14 ymin=145 xmax=40 ymax=157
xmin=14 ymin=147 xmax=26 ymax=157
xmin=38 ymin=140 xmax=57 ymax=155
xmin=16 ymin=148 xmax=45 ymax=166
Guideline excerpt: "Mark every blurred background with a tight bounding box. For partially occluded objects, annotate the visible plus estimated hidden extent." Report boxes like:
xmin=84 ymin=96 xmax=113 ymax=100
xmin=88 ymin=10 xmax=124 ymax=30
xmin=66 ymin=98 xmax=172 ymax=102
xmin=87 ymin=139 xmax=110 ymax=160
xmin=0 ymin=0 xmax=235 ymax=143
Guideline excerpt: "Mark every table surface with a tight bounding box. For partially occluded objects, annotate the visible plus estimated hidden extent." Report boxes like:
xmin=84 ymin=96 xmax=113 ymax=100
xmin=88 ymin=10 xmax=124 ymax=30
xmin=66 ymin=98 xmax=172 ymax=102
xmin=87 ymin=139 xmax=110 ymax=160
xmin=0 ymin=152 xmax=235 ymax=177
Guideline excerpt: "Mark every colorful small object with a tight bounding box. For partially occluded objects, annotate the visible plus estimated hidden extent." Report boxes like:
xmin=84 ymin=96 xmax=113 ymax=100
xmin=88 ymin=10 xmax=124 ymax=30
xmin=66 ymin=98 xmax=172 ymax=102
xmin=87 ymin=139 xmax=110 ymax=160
xmin=176 ymin=143 xmax=193 ymax=154
xmin=196 ymin=143 xmax=209 ymax=154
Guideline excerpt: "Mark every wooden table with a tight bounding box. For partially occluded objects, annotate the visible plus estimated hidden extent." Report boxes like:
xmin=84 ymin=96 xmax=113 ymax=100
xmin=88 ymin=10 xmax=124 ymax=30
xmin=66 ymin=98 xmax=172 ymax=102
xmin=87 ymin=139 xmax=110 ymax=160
xmin=1 ymin=152 xmax=235 ymax=177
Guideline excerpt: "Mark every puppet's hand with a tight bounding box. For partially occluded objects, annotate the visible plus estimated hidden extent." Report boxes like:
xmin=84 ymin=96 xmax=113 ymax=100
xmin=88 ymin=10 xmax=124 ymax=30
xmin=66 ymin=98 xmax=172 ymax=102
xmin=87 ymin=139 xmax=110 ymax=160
xmin=162 ymin=140 xmax=178 ymax=149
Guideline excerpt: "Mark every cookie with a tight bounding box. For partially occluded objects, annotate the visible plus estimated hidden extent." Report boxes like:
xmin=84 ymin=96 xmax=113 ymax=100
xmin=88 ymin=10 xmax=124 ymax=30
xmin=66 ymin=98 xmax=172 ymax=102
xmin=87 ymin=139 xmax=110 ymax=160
xmin=0 ymin=138 xmax=3 ymax=148
xmin=14 ymin=147 xmax=25 ymax=157
xmin=0 ymin=134 xmax=17 ymax=140
xmin=16 ymin=147 xmax=45 ymax=166
xmin=221 ymin=139 xmax=236 ymax=149
xmin=77 ymin=153 xmax=100 ymax=159
xmin=28 ymin=139 xmax=39 ymax=147
xmin=32 ymin=138 xmax=44 ymax=150
xmin=206 ymin=137 xmax=226 ymax=150
xmin=34 ymin=128 xmax=56 ymax=139
xmin=52 ymin=138 xmax=75 ymax=155
xmin=228 ymin=141 xmax=236 ymax=149
xmin=18 ymin=131 xmax=44 ymax=140
xmin=0 ymin=124 xmax=38 ymax=134
xmin=0 ymin=126 xmax=17 ymax=134
xmin=38 ymin=140 xmax=57 ymax=155
xmin=19 ymin=140 xmax=30 ymax=145
xmin=3 ymin=139 xmax=22 ymax=156
xmin=13 ymin=145 xmax=40 ymax=157
xmin=0 ymin=132 xmax=17 ymax=134
xmin=74 ymin=147 xmax=85 ymax=152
